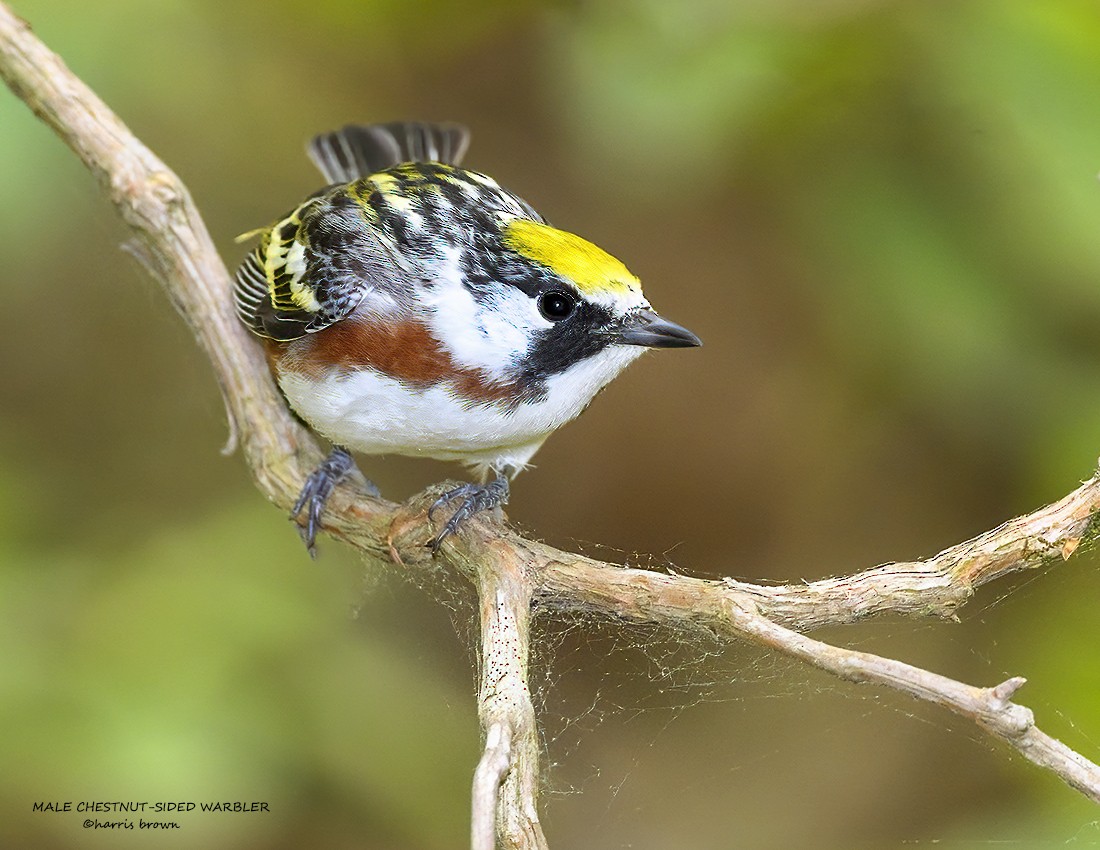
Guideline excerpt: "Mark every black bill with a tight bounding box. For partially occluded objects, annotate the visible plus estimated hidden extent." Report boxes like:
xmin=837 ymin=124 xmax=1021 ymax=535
xmin=617 ymin=310 xmax=702 ymax=348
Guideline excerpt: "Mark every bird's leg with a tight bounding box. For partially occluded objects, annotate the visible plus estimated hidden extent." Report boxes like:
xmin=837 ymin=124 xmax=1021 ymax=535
xmin=427 ymin=470 xmax=510 ymax=553
xmin=291 ymin=445 xmax=379 ymax=556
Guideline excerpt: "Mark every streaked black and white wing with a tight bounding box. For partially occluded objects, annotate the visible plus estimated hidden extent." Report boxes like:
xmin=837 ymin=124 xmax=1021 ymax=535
xmin=233 ymin=194 xmax=404 ymax=341
xmin=235 ymin=121 xmax=471 ymax=341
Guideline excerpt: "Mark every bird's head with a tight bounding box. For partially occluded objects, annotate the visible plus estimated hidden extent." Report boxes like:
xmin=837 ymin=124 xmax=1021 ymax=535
xmin=424 ymin=216 xmax=700 ymax=398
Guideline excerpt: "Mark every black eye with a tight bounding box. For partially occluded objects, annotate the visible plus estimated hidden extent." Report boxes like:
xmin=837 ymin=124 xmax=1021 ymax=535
xmin=538 ymin=290 xmax=576 ymax=321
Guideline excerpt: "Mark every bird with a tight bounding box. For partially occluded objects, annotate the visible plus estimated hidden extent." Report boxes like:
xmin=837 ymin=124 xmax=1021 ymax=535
xmin=233 ymin=121 xmax=701 ymax=553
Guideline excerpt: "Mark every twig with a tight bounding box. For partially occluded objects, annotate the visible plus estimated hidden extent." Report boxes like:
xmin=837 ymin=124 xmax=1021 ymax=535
xmin=718 ymin=595 xmax=1100 ymax=804
xmin=532 ymin=468 xmax=1100 ymax=632
xmin=2 ymin=2 xmax=1098 ymax=844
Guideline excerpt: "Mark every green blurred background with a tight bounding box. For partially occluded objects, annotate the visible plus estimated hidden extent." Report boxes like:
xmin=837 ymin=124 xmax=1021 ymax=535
xmin=3 ymin=0 xmax=1100 ymax=847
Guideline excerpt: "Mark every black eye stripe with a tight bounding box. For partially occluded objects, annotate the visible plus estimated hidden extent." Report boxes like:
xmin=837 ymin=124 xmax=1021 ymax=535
xmin=539 ymin=290 xmax=575 ymax=321
xmin=519 ymin=300 xmax=616 ymax=385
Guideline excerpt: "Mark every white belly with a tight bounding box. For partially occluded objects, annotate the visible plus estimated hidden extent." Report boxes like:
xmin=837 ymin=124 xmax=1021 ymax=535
xmin=277 ymin=345 xmax=644 ymax=476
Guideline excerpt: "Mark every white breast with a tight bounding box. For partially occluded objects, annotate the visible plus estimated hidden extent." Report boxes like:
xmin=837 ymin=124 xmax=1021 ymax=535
xmin=277 ymin=344 xmax=645 ymax=478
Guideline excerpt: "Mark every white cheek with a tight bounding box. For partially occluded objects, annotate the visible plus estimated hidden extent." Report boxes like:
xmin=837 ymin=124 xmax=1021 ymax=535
xmin=424 ymin=265 xmax=546 ymax=377
xmin=479 ymin=287 xmax=546 ymax=360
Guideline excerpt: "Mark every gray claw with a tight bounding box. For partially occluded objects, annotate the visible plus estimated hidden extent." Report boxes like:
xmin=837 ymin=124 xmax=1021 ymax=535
xmin=427 ymin=475 xmax=509 ymax=552
xmin=291 ymin=446 xmax=377 ymax=556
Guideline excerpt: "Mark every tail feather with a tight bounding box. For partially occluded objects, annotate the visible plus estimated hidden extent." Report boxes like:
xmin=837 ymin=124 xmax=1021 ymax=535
xmin=307 ymin=121 xmax=470 ymax=183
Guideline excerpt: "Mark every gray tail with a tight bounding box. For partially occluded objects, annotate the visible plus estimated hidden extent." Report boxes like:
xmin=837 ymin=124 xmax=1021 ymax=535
xmin=307 ymin=121 xmax=470 ymax=183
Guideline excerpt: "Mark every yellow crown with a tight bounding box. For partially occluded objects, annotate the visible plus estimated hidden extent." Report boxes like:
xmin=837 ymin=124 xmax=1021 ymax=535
xmin=502 ymin=218 xmax=640 ymax=297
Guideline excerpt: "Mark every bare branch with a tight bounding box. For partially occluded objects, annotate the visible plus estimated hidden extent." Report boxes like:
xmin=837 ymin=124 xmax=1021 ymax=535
xmin=3 ymin=1 xmax=1098 ymax=842
xmin=717 ymin=594 xmax=1100 ymax=803
xmin=472 ymin=723 xmax=512 ymax=850
xmin=472 ymin=541 xmax=547 ymax=850
xmin=532 ymin=469 xmax=1100 ymax=632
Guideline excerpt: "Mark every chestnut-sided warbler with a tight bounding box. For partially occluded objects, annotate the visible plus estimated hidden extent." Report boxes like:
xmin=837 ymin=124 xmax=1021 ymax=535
xmin=234 ymin=122 xmax=700 ymax=552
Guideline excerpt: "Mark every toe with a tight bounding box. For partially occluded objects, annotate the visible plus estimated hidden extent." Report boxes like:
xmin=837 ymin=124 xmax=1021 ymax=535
xmin=427 ymin=476 xmax=510 ymax=552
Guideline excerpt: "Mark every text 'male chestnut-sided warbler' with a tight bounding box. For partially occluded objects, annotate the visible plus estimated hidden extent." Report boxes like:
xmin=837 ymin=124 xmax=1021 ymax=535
xmin=234 ymin=121 xmax=701 ymax=553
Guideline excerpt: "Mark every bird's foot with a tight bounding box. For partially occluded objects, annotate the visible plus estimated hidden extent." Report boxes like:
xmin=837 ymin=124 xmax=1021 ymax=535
xmin=291 ymin=446 xmax=379 ymax=556
xmin=427 ymin=475 xmax=510 ymax=553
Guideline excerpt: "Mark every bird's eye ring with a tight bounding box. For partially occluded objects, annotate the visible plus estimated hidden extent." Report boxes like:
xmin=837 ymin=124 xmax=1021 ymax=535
xmin=538 ymin=290 xmax=576 ymax=321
